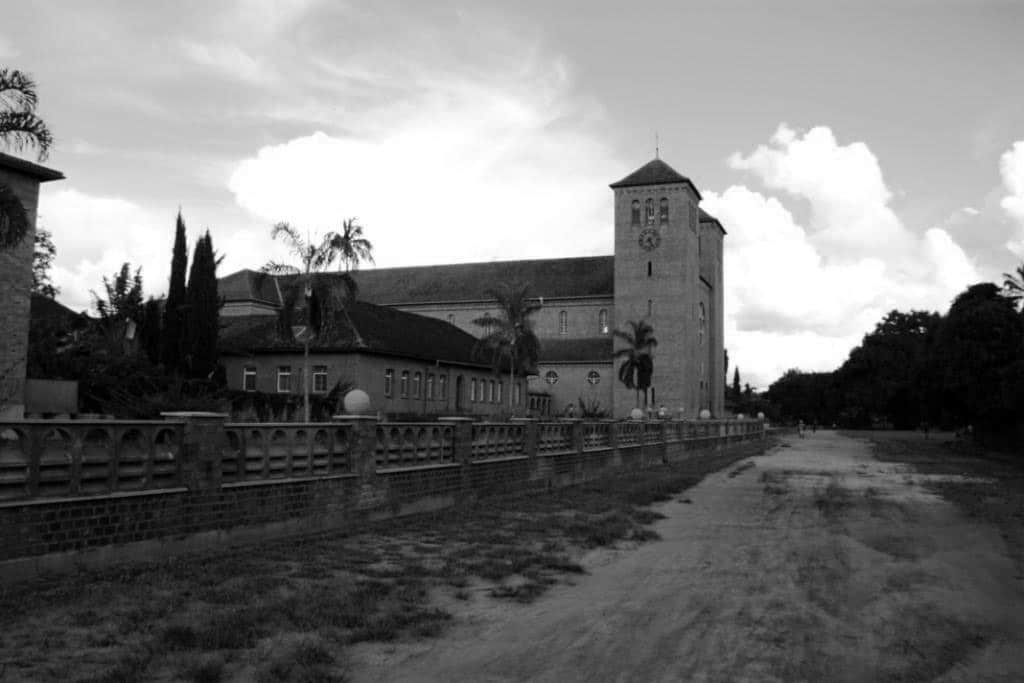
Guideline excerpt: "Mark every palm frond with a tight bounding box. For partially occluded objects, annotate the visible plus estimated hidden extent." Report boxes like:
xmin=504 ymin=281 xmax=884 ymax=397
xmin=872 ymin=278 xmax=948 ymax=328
xmin=0 ymin=69 xmax=39 ymax=110
xmin=261 ymin=261 xmax=300 ymax=276
xmin=0 ymin=111 xmax=53 ymax=160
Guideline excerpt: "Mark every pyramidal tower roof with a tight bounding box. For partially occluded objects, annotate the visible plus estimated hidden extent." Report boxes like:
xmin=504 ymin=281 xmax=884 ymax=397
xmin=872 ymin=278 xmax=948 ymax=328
xmin=609 ymin=158 xmax=701 ymax=198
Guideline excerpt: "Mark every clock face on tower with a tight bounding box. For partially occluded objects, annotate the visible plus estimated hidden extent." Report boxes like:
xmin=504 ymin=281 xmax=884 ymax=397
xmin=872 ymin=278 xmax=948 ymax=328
xmin=638 ymin=227 xmax=661 ymax=251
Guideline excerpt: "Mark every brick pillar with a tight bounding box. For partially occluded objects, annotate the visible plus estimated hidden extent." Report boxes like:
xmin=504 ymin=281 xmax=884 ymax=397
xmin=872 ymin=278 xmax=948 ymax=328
xmin=510 ymin=417 xmax=538 ymax=459
xmin=439 ymin=417 xmax=474 ymax=496
xmin=162 ymin=412 xmax=228 ymax=492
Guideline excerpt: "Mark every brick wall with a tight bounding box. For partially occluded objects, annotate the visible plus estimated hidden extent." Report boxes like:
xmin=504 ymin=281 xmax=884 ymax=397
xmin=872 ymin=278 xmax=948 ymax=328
xmin=0 ymin=168 xmax=40 ymax=419
xmin=0 ymin=415 xmax=766 ymax=580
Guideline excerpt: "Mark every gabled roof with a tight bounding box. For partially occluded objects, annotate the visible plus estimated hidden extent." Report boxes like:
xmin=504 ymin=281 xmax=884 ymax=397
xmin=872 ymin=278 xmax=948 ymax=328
xmin=609 ymin=158 xmax=702 ymax=198
xmin=345 ymin=256 xmax=614 ymax=304
xmin=0 ymin=152 xmax=64 ymax=182
xmin=698 ymin=207 xmax=727 ymax=235
xmin=539 ymin=337 xmax=613 ymax=363
xmin=220 ymin=269 xmax=283 ymax=305
xmin=220 ymin=299 xmax=492 ymax=368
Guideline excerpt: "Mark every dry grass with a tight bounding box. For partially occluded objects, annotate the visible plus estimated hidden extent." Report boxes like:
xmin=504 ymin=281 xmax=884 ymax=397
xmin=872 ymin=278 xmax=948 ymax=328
xmin=0 ymin=451 xmax=749 ymax=681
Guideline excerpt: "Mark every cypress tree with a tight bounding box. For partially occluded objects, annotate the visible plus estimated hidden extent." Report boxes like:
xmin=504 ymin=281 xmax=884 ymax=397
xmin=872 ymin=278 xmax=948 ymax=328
xmin=161 ymin=210 xmax=188 ymax=372
xmin=732 ymin=367 xmax=741 ymax=399
xmin=183 ymin=231 xmax=220 ymax=379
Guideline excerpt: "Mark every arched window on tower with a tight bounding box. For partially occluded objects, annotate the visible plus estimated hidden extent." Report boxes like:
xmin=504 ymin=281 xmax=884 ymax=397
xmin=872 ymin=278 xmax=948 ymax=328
xmin=559 ymin=310 xmax=568 ymax=335
xmin=630 ymin=200 xmax=640 ymax=226
xmin=599 ymin=309 xmax=609 ymax=334
xmin=645 ymin=198 xmax=655 ymax=224
xmin=647 ymin=261 xmax=652 ymax=277
xmin=659 ymin=197 xmax=669 ymax=224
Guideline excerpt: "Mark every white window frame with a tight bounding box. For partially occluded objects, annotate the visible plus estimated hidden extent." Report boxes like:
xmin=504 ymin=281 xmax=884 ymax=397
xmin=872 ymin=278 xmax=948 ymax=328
xmin=312 ymin=365 xmax=328 ymax=393
xmin=243 ymin=366 xmax=257 ymax=392
xmin=277 ymin=366 xmax=291 ymax=393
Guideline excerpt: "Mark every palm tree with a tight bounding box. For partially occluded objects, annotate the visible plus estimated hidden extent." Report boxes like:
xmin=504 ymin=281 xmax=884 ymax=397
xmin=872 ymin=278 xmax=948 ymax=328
xmin=0 ymin=68 xmax=53 ymax=161
xmin=472 ymin=282 xmax=541 ymax=412
xmin=614 ymin=320 xmax=658 ymax=409
xmin=261 ymin=222 xmax=361 ymax=422
xmin=330 ymin=218 xmax=374 ymax=273
xmin=1004 ymin=263 xmax=1024 ymax=311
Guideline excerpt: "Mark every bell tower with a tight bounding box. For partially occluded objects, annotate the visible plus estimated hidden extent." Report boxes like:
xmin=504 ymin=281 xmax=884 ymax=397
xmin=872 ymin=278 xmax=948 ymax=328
xmin=610 ymin=158 xmax=703 ymax=419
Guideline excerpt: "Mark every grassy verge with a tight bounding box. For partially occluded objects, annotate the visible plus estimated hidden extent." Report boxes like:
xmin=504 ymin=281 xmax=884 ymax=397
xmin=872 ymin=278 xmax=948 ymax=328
xmin=0 ymin=450 xmax=750 ymax=682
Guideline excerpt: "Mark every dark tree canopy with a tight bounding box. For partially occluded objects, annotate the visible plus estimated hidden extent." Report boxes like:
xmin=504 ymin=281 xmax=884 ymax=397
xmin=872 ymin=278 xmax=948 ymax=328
xmin=183 ymin=232 xmax=220 ymax=380
xmin=32 ymin=227 xmax=58 ymax=298
xmin=161 ymin=210 xmax=188 ymax=372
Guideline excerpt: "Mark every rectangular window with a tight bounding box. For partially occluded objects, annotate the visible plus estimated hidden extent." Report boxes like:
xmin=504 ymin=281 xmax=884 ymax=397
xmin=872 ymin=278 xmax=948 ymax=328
xmin=439 ymin=374 xmax=448 ymax=400
xmin=489 ymin=380 xmax=496 ymax=403
xmin=426 ymin=373 xmax=435 ymax=400
xmin=559 ymin=310 xmax=568 ymax=335
xmin=400 ymin=371 xmax=409 ymax=398
xmin=497 ymin=381 xmax=502 ymax=403
xmin=413 ymin=372 xmax=422 ymax=398
xmin=470 ymin=379 xmax=477 ymax=402
xmin=312 ymin=365 xmax=328 ymax=393
xmin=277 ymin=366 xmax=291 ymax=393
xmin=384 ymin=369 xmax=394 ymax=397
xmin=243 ymin=366 xmax=257 ymax=392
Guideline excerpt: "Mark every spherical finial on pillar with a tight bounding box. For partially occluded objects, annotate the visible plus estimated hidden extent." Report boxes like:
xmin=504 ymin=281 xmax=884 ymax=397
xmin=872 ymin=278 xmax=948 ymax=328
xmin=699 ymin=408 xmax=711 ymax=420
xmin=343 ymin=389 xmax=372 ymax=415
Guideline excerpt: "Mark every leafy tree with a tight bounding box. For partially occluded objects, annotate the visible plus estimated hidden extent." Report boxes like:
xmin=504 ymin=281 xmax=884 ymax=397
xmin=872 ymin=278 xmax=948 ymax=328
xmin=614 ymin=320 xmax=657 ymax=409
xmin=261 ymin=223 xmax=361 ymax=422
xmin=183 ymin=231 xmax=220 ymax=380
xmin=0 ymin=68 xmax=53 ymax=160
xmin=471 ymin=282 xmax=541 ymax=411
xmin=330 ymin=218 xmax=374 ymax=273
xmin=161 ymin=210 xmax=188 ymax=372
xmin=1003 ymin=263 xmax=1024 ymax=312
xmin=32 ymin=227 xmax=58 ymax=298
xmin=767 ymin=369 xmax=839 ymax=424
xmin=931 ymin=283 xmax=1024 ymax=443
xmin=835 ymin=309 xmax=941 ymax=428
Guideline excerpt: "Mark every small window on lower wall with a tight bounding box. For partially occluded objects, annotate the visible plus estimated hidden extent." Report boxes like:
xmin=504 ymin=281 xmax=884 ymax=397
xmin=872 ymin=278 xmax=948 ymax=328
xmin=497 ymin=381 xmax=502 ymax=403
xmin=400 ymin=371 xmax=410 ymax=398
xmin=489 ymin=380 xmax=495 ymax=402
xmin=470 ymin=378 xmax=477 ymax=402
xmin=243 ymin=366 xmax=257 ymax=392
xmin=439 ymin=374 xmax=448 ymax=400
xmin=384 ymin=369 xmax=394 ymax=397
xmin=277 ymin=366 xmax=291 ymax=393
xmin=413 ymin=372 xmax=422 ymax=398
xmin=426 ymin=373 xmax=435 ymax=399
xmin=312 ymin=365 xmax=328 ymax=393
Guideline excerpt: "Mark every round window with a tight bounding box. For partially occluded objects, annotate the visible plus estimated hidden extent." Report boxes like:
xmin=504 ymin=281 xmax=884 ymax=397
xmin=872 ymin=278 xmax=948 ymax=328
xmin=544 ymin=370 xmax=559 ymax=385
xmin=586 ymin=370 xmax=600 ymax=385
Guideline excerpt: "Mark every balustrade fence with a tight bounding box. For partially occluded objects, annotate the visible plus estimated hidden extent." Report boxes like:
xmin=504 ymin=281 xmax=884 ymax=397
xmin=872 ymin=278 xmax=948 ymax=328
xmin=0 ymin=417 xmax=765 ymax=505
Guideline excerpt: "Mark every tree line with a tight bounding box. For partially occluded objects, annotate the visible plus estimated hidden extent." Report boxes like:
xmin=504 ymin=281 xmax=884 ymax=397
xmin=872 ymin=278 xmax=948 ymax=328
xmin=767 ymin=269 xmax=1024 ymax=447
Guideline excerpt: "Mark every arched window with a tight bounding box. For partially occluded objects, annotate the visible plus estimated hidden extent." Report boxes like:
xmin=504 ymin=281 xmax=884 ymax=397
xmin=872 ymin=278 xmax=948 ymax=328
xmin=630 ymin=200 xmax=640 ymax=226
xmin=559 ymin=310 xmax=568 ymax=335
xmin=598 ymin=309 xmax=609 ymax=334
xmin=545 ymin=370 xmax=559 ymax=385
xmin=698 ymin=303 xmax=707 ymax=345
xmin=470 ymin=378 xmax=477 ymax=402
xmin=425 ymin=373 xmax=435 ymax=399
xmin=647 ymin=261 xmax=652 ymax=278
xmin=413 ymin=372 xmax=422 ymax=398
xmin=645 ymin=198 xmax=655 ymax=224
xmin=586 ymin=370 xmax=600 ymax=385
xmin=400 ymin=371 xmax=410 ymax=398
xmin=438 ymin=374 xmax=447 ymax=400
xmin=497 ymin=381 xmax=502 ymax=403
xmin=659 ymin=197 xmax=669 ymax=223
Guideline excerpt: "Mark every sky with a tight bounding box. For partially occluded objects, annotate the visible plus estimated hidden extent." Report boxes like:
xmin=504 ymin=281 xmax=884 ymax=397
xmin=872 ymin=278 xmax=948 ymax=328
xmin=3 ymin=0 xmax=1023 ymax=389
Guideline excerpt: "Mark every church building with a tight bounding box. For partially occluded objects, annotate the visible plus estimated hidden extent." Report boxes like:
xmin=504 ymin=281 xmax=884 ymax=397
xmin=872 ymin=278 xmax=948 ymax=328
xmin=219 ymin=157 xmax=726 ymax=419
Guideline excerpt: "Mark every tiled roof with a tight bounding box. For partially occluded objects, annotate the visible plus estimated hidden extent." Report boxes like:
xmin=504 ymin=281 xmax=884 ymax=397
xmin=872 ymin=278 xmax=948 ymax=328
xmin=538 ymin=337 xmax=613 ymax=363
xmin=0 ymin=152 xmax=64 ymax=181
xmin=220 ymin=299 xmax=491 ymax=368
xmin=609 ymin=158 xmax=701 ymax=198
xmin=219 ymin=269 xmax=283 ymax=305
xmin=699 ymin=207 xmax=727 ymax=235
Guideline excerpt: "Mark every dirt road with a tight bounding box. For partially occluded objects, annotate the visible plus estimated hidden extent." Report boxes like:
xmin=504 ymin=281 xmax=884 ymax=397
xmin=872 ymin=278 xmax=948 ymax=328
xmin=350 ymin=431 xmax=1024 ymax=682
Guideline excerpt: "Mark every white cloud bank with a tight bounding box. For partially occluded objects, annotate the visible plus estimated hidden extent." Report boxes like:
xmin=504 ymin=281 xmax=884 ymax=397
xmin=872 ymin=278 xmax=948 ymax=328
xmin=227 ymin=41 xmax=620 ymax=272
xmin=1000 ymin=141 xmax=1024 ymax=257
xmin=705 ymin=125 xmax=979 ymax=389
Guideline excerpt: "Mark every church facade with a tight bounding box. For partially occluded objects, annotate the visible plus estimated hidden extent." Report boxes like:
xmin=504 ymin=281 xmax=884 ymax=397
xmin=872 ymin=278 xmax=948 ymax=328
xmin=220 ymin=158 xmax=726 ymax=419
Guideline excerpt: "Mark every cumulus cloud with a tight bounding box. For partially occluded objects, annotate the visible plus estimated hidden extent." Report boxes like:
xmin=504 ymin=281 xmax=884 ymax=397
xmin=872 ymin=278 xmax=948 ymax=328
xmin=706 ymin=125 xmax=979 ymax=388
xmin=1000 ymin=141 xmax=1024 ymax=257
xmin=38 ymin=189 xmax=173 ymax=313
xmin=227 ymin=48 xmax=620 ymax=269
